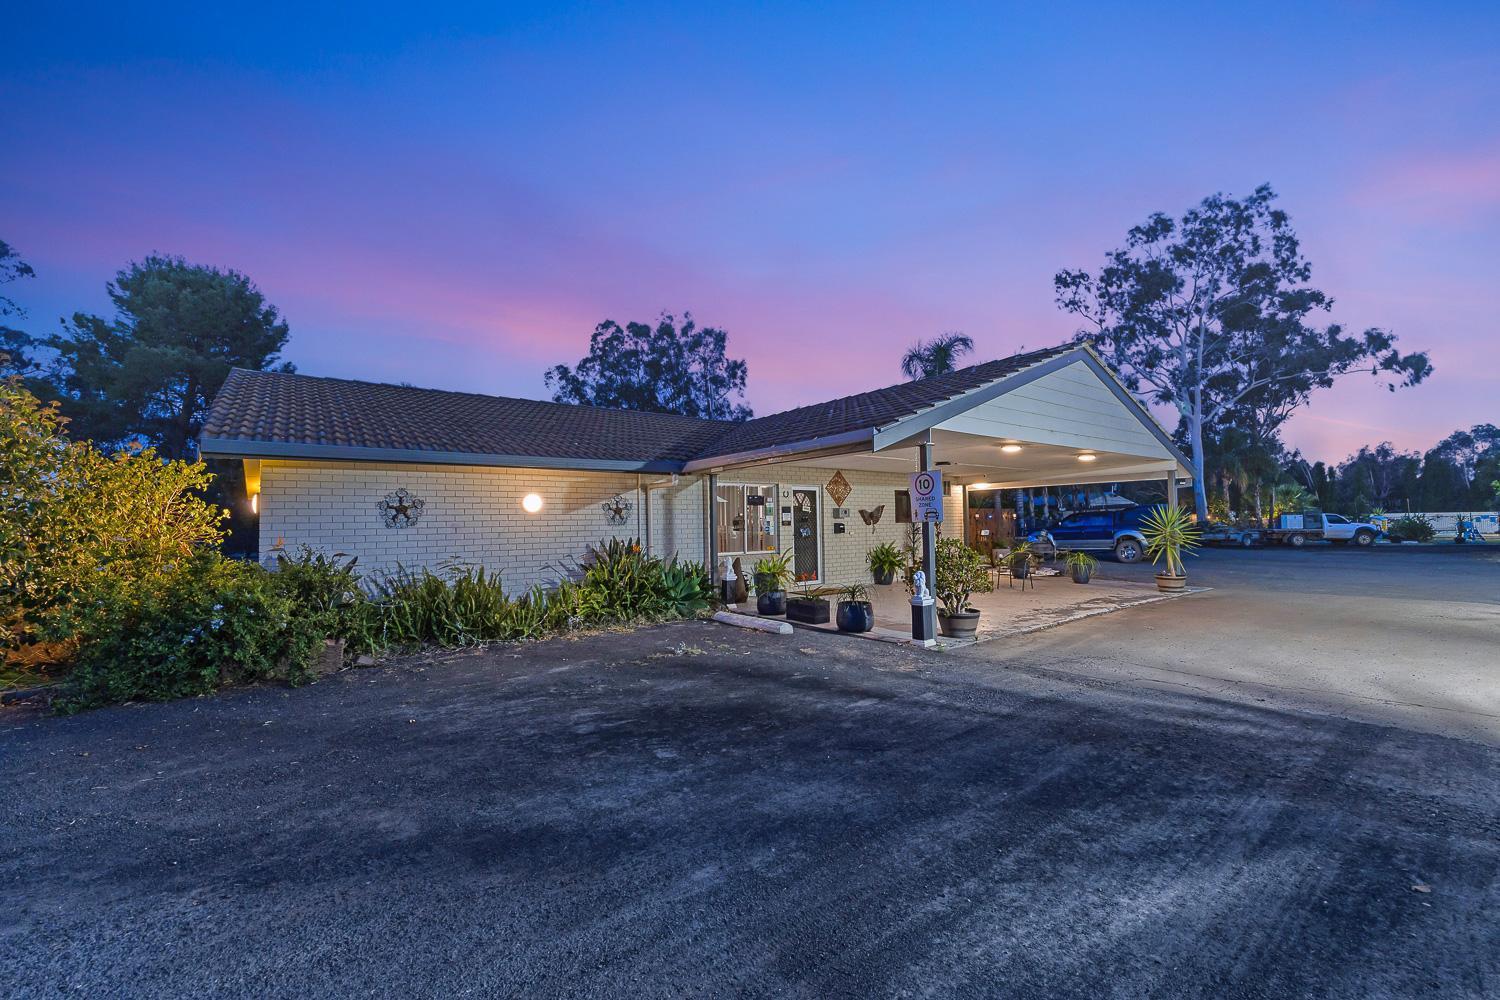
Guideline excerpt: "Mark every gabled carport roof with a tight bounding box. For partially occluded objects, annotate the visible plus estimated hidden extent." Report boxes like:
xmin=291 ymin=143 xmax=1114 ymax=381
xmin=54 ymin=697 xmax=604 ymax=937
xmin=683 ymin=343 xmax=1194 ymax=476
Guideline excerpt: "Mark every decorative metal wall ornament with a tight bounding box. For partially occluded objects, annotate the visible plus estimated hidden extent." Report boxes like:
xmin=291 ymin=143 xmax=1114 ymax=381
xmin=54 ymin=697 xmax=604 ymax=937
xmin=825 ymin=470 xmax=852 ymax=507
xmin=858 ymin=505 xmax=886 ymax=531
xmin=377 ymin=489 xmax=425 ymax=528
xmin=602 ymin=493 xmax=635 ymax=526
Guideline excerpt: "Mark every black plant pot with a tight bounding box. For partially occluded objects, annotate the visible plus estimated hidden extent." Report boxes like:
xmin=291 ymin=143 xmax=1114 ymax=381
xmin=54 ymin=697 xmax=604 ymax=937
xmin=937 ymin=609 xmax=981 ymax=639
xmin=872 ymin=567 xmax=896 ymax=586
xmin=836 ymin=600 xmax=875 ymax=633
xmin=1011 ymin=560 xmax=1031 ymax=580
xmin=1070 ymin=565 xmax=1092 ymax=584
xmin=757 ymin=590 xmax=787 ymax=616
xmin=785 ymin=598 xmax=831 ymax=625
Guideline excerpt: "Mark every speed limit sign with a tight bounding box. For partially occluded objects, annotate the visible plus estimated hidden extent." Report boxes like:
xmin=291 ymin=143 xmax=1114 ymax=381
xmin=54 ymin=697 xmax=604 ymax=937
xmin=910 ymin=469 xmax=944 ymax=522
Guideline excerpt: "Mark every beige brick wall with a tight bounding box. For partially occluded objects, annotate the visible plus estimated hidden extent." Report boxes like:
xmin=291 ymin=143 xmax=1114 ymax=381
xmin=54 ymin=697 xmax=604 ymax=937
xmin=259 ymin=460 xmax=662 ymax=591
xmin=257 ymin=459 xmax=960 ymax=594
xmin=713 ymin=466 xmax=953 ymax=589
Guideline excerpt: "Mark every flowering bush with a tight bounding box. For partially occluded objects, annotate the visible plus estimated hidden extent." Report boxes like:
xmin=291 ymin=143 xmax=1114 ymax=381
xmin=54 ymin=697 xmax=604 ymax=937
xmin=1 ymin=377 xmax=224 ymax=667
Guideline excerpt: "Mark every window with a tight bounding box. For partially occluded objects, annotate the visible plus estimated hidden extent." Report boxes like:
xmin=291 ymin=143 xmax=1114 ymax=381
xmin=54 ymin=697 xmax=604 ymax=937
xmin=716 ymin=484 xmax=778 ymax=555
xmin=895 ymin=489 xmax=912 ymax=523
xmin=1325 ymin=514 xmax=1347 ymax=524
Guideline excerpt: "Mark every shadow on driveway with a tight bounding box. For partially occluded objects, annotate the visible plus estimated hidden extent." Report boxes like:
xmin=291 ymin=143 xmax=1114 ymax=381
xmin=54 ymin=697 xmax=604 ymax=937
xmin=3 ymin=622 xmax=1496 ymax=998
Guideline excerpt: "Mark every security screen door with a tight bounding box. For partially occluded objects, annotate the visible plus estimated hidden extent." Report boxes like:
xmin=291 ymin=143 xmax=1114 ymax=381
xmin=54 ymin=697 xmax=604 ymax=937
xmin=790 ymin=487 xmax=821 ymax=582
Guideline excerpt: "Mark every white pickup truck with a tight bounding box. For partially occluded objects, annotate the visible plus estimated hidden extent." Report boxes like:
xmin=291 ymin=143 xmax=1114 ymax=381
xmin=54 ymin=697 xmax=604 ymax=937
xmin=1263 ymin=512 xmax=1382 ymax=547
xmin=1200 ymin=512 xmax=1382 ymax=548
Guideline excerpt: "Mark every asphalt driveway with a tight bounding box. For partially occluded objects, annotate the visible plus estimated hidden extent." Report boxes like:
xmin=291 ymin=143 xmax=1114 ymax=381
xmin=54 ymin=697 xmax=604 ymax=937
xmin=2 ymin=548 xmax=1497 ymax=998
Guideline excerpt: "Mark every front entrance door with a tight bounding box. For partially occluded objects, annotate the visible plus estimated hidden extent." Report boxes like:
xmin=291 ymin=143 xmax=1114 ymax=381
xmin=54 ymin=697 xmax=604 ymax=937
xmin=790 ymin=487 xmax=821 ymax=583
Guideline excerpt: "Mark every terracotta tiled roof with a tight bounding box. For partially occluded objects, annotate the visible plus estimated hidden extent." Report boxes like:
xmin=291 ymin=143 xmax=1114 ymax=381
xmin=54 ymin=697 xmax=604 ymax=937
xmin=200 ymin=343 xmax=1079 ymax=470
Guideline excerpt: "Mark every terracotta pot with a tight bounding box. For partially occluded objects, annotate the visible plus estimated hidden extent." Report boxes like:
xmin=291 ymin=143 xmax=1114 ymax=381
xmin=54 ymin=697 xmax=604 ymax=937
xmin=1154 ymin=573 xmax=1187 ymax=592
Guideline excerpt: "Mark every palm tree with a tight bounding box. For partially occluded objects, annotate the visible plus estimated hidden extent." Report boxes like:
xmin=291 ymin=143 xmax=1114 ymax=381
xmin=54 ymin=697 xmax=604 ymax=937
xmin=900 ymin=333 xmax=975 ymax=380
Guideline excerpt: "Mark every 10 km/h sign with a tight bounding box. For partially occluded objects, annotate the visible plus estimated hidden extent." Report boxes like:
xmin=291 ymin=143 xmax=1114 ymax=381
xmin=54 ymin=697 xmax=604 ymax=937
xmin=910 ymin=469 xmax=944 ymax=522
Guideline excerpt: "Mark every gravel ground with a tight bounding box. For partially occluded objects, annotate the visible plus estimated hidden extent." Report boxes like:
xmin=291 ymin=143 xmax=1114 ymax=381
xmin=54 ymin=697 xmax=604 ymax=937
xmin=2 ymin=548 xmax=1497 ymax=998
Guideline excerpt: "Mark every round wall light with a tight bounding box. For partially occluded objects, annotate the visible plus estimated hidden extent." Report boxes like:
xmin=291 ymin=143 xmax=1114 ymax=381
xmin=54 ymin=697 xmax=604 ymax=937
xmin=521 ymin=493 xmax=544 ymax=513
xmin=1076 ymin=453 xmax=1098 ymax=463
xmin=1000 ymin=443 xmax=1023 ymax=454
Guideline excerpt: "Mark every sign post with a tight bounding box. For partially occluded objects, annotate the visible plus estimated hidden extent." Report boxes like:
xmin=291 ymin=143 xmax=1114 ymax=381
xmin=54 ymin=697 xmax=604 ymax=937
xmin=910 ymin=469 xmax=944 ymax=524
xmin=910 ymin=446 xmax=942 ymax=645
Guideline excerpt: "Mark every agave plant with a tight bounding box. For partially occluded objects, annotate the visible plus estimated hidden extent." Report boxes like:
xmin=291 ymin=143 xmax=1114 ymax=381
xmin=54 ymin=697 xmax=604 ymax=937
xmin=1140 ymin=505 xmax=1201 ymax=578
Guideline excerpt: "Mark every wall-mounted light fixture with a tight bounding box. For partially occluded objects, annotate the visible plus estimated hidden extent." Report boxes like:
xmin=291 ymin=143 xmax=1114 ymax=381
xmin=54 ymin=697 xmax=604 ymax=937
xmin=250 ymin=493 xmax=259 ymax=514
xmin=1076 ymin=453 xmax=1098 ymax=463
xmin=1000 ymin=443 xmax=1023 ymax=454
xmin=521 ymin=493 xmax=544 ymax=513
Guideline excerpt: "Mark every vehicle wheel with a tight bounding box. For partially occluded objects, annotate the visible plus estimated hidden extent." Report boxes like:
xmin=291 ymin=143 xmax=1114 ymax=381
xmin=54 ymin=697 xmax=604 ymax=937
xmin=1286 ymin=533 xmax=1306 ymax=548
xmin=1114 ymin=538 xmax=1143 ymax=563
xmin=1239 ymin=533 xmax=1256 ymax=548
xmin=1354 ymin=530 xmax=1375 ymax=547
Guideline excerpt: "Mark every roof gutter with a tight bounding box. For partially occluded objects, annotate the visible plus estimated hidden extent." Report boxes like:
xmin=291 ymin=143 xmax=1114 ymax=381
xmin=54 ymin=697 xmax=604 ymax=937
xmin=197 ymin=436 xmax=687 ymax=475
xmin=681 ymin=427 xmax=875 ymax=474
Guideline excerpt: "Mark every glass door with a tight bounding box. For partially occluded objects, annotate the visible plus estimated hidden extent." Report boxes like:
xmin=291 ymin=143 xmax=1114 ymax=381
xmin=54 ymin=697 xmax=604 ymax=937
xmin=790 ymin=487 xmax=821 ymax=583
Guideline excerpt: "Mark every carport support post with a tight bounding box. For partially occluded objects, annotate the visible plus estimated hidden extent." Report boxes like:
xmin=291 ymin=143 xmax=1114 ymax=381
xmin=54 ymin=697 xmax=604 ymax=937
xmin=912 ymin=433 xmax=938 ymax=645
xmin=1166 ymin=475 xmax=1179 ymax=510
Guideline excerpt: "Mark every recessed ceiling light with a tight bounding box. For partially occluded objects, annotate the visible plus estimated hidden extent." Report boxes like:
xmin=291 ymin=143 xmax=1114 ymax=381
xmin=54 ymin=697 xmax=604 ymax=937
xmin=1000 ymin=444 xmax=1023 ymax=454
xmin=1076 ymin=453 xmax=1097 ymax=462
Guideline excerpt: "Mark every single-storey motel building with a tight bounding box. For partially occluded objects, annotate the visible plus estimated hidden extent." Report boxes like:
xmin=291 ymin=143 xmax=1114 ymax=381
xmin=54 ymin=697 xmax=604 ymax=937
xmin=200 ymin=343 xmax=1194 ymax=597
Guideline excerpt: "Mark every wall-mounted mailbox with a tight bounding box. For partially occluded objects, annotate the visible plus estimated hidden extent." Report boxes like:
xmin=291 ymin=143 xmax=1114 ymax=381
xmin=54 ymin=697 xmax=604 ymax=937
xmin=833 ymin=522 xmax=847 ymax=534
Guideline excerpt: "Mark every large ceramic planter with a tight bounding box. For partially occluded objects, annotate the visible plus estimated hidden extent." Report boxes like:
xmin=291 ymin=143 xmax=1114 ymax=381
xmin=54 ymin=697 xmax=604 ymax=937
xmin=1011 ymin=560 xmax=1031 ymax=581
xmin=871 ymin=567 xmax=896 ymax=586
xmin=836 ymin=600 xmax=875 ymax=633
xmin=1154 ymin=573 xmax=1187 ymax=592
xmin=786 ymin=598 xmax=831 ymax=625
xmin=757 ymin=590 xmax=787 ymax=616
xmin=1070 ymin=565 xmax=1093 ymax=584
xmin=937 ymin=609 xmax=981 ymax=639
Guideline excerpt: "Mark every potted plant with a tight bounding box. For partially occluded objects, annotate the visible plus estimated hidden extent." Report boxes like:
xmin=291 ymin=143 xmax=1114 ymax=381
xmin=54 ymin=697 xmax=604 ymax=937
xmin=1141 ymin=505 xmax=1201 ymax=591
xmin=752 ymin=549 xmax=793 ymax=616
xmin=934 ymin=538 xmax=994 ymax=639
xmin=785 ymin=574 xmax=831 ymax=624
xmin=835 ymin=584 xmax=875 ymax=633
xmin=1005 ymin=541 xmax=1037 ymax=581
xmin=867 ymin=542 xmax=902 ymax=586
xmin=1063 ymin=549 xmax=1097 ymax=584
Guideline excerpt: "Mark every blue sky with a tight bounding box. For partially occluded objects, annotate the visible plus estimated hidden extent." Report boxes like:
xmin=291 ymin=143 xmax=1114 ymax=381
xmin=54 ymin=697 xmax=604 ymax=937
xmin=4 ymin=2 xmax=1497 ymax=458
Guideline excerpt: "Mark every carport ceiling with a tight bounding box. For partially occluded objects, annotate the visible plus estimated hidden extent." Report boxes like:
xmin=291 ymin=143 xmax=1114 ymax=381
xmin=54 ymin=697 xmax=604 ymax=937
xmin=774 ymin=429 xmax=1178 ymax=488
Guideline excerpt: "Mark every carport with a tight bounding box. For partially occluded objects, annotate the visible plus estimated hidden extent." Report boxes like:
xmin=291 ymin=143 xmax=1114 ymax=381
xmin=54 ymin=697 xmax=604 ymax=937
xmin=684 ymin=343 xmax=1195 ymax=642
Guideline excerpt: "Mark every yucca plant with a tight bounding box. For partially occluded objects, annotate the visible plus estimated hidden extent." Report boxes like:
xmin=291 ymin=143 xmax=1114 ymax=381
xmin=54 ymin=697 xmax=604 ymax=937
xmin=1140 ymin=505 xmax=1201 ymax=584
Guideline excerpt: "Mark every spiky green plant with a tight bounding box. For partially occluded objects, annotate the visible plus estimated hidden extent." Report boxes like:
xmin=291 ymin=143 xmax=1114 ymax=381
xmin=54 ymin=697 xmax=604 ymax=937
xmin=1140 ymin=505 xmax=1201 ymax=577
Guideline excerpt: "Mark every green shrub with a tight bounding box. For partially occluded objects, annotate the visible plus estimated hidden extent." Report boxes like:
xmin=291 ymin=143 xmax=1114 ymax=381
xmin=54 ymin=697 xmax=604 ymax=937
xmin=660 ymin=558 xmax=713 ymax=616
xmin=57 ymin=551 xmax=329 ymax=713
xmin=934 ymin=538 xmax=993 ymax=616
xmin=580 ymin=538 xmax=670 ymax=620
xmin=1387 ymin=514 xmax=1436 ymax=542
xmin=1 ymin=377 xmax=225 ymax=666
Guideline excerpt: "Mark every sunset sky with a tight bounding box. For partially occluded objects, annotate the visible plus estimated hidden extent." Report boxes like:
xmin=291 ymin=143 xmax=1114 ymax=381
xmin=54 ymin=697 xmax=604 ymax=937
xmin=5 ymin=2 xmax=1496 ymax=462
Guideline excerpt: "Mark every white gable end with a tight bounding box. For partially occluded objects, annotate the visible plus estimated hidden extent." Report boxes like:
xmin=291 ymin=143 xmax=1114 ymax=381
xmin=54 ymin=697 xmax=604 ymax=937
xmin=933 ymin=360 xmax=1172 ymax=460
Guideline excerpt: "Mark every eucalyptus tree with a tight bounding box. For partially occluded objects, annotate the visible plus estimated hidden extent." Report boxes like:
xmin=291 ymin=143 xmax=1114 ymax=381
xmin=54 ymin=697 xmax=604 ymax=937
xmin=1055 ymin=184 xmax=1430 ymax=520
xmin=547 ymin=313 xmax=752 ymax=421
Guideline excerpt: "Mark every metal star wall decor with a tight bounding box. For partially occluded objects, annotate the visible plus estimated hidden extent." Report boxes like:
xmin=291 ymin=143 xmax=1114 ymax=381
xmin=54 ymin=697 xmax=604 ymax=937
xmin=377 ymin=489 xmax=425 ymax=528
xmin=602 ymin=493 xmax=635 ymax=526
xmin=825 ymin=470 xmax=852 ymax=507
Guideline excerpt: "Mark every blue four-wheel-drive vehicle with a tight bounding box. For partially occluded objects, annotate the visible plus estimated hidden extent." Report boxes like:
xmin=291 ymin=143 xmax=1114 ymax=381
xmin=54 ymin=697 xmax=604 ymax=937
xmin=1029 ymin=505 xmax=1161 ymax=563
